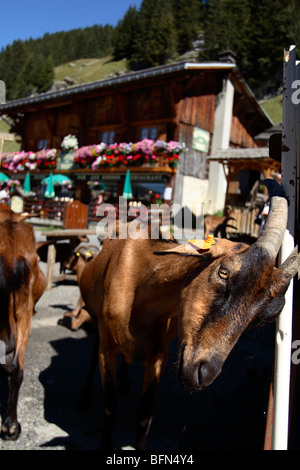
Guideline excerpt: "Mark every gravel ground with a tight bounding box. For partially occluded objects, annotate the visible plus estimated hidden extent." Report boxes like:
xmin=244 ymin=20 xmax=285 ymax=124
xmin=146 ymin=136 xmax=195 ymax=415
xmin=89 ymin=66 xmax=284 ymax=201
xmin=0 ymin=230 xmax=277 ymax=451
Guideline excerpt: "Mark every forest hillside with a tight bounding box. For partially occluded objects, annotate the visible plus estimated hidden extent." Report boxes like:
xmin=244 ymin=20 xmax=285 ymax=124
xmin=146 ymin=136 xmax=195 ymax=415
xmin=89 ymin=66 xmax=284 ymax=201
xmin=0 ymin=0 xmax=297 ymax=103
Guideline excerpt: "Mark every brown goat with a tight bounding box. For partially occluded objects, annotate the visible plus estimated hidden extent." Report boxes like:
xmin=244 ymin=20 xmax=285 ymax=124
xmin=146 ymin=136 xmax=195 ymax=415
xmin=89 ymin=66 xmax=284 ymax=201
xmin=0 ymin=207 xmax=46 ymax=440
xmin=59 ymin=244 xmax=99 ymax=331
xmin=204 ymin=206 xmax=237 ymax=238
xmin=36 ymin=235 xmax=89 ymax=273
xmin=80 ymin=181 xmax=299 ymax=450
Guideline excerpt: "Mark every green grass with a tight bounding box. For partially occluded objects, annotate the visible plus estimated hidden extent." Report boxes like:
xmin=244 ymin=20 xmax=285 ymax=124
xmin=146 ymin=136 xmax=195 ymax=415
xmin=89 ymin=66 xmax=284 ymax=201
xmin=0 ymin=119 xmax=21 ymax=153
xmin=260 ymin=94 xmax=283 ymax=123
xmin=54 ymin=57 xmax=129 ymax=84
xmin=1 ymin=57 xmax=129 ymax=153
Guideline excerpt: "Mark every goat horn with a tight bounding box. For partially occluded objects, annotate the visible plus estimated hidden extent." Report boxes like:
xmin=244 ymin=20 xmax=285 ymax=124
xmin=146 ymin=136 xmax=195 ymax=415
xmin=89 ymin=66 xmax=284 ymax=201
xmin=279 ymin=246 xmax=300 ymax=279
xmin=255 ymin=180 xmax=288 ymax=259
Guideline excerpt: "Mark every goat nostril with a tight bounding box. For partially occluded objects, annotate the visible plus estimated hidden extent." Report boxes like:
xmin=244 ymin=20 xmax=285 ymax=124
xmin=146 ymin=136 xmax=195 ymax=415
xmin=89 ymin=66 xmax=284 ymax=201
xmin=198 ymin=361 xmax=209 ymax=386
xmin=177 ymin=346 xmax=222 ymax=391
xmin=198 ymin=359 xmax=221 ymax=389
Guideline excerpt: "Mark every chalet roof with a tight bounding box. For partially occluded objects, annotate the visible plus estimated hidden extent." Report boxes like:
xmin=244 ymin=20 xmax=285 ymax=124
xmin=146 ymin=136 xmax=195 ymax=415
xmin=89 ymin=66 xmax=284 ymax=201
xmin=208 ymin=147 xmax=281 ymax=177
xmin=254 ymin=122 xmax=282 ymax=143
xmin=0 ymin=60 xmax=271 ymax=126
xmin=0 ymin=61 xmax=235 ymax=111
xmin=209 ymin=147 xmax=270 ymax=161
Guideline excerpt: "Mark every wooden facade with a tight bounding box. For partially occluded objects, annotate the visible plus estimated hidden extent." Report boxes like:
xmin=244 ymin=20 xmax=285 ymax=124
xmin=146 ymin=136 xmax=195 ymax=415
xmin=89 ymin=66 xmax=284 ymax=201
xmin=0 ymin=61 xmax=272 ymax=213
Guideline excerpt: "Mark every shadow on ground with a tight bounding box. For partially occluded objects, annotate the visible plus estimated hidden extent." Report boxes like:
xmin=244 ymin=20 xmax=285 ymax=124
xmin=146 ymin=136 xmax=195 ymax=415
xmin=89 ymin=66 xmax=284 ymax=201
xmin=35 ymin=322 xmax=275 ymax=450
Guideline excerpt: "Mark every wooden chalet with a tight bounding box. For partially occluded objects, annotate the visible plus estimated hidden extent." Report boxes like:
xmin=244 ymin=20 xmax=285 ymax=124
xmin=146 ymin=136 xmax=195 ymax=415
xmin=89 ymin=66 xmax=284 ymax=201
xmin=0 ymin=59 xmax=273 ymax=219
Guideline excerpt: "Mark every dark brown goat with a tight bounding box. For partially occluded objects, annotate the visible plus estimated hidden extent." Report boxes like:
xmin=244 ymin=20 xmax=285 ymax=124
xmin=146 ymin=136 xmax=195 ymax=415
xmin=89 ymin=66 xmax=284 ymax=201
xmin=36 ymin=235 xmax=89 ymax=273
xmin=60 ymin=244 xmax=99 ymax=331
xmin=80 ymin=181 xmax=299 ymax=450
xmin=0 ymin=207 xmax=46 ymax=440
xmin=204 ymin=206 xmax=236 ymax=238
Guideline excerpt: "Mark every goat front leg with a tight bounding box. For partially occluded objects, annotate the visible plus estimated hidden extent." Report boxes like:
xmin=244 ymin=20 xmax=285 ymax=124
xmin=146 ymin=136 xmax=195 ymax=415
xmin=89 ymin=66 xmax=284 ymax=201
xmin=1 ymin=363 xmax=23 ymax=440
xmin=1 ymin=305 xmax=32 ymax=440
xmin=99 ymin=348 xmax=118 ymax=451
xmin=64 ymin=296 xmax=84 ymax=320
xmin=71 ymin=307 xmax=91 ymax=331
xmin=61 ymin=298 xmax=91 ymax=331
xmin=136 ymin=355 xmax=166 ymax=450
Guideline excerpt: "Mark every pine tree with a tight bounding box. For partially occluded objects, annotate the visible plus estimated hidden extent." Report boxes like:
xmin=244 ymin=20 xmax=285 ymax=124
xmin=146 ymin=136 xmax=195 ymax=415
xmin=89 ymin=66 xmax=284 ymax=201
xmin=2 ymin=40 xmax=29 ymax=99
xmin=200 ymin=0 xmax=252 ymax=63
xmin=113 ymin=6 xmax=139 ymax=60
xmin=200 ymin=0 xmax=299 ymax=94
xmin=13 ymin=55 xmax=36 ymax=98
xmin=249 ymin=0 xmax=297 ymax=90
xmin=171 ymin=0 xmax=202 ymax=55
xmin=129 ymin=0 xmax=177 ymax=70
xmin=38 ymin=55 xmax=54 ymax=92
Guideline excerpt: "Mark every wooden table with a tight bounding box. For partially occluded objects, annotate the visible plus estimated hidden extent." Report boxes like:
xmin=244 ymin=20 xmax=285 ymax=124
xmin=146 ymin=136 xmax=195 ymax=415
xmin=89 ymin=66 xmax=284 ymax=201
xmin=40 ymin=229 xmax=98 ymax=290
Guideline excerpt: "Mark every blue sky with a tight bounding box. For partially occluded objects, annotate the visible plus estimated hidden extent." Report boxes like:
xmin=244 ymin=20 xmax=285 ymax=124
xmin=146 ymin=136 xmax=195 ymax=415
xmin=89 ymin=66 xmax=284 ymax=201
xmin=0 ymin=0 xmax=143 ymax=50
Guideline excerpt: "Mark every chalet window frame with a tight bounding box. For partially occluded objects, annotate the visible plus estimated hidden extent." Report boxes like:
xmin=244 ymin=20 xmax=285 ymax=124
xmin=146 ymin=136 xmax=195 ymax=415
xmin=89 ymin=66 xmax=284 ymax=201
xmin=101 ymin=130 xmax=115 ymax=144
xmin=139 ymin=126 xmax=158 ymax=141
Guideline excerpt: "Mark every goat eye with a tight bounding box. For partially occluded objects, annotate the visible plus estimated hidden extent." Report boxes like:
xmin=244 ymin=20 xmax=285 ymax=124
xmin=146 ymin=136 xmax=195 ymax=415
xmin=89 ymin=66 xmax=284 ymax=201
xmin=218 ymin=267 xmax=229 ymax=280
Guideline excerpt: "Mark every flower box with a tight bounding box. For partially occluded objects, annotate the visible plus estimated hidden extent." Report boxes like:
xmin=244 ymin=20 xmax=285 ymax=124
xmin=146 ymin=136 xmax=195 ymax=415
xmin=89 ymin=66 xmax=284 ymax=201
xmin=1 ymin=139 xmax=186 ymax=173
xmin=1 ymin=149 xmax=57 ymax=172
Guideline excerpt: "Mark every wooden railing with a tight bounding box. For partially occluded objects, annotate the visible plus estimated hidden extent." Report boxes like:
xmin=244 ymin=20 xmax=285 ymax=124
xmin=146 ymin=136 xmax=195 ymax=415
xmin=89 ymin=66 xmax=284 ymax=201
xmin=225 ymin=207 xmax=260 ymax=238
xmin=24 ymin=197 xmax=172 ymax=228
xmin=23 ymin=198 xmax=67 ymax=221
xmin=24 ymin=197 xmax=260 ymax=239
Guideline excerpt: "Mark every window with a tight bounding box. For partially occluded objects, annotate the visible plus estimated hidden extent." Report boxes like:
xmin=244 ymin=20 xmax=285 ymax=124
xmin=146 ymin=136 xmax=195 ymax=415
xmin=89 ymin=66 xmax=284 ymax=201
xmin=37 ymin=139 xmax=47 ymax=150
xmin=150 ymin=127 xmax=158 ymax=140
xmin=101 ymin=131 xmax=115 ymax=144
xmin=140 ymin=128 xmax=148 ymax=140
xmin=139 ymin=127 xmax=158 ymax=140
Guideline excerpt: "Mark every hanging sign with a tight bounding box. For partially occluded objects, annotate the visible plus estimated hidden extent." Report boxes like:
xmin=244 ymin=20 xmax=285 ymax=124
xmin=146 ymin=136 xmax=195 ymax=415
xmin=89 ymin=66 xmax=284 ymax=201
xmin=192 ymin=127 xmax=210 ymax=153
xmin=57 ymin=151 xmax=76 ymax=170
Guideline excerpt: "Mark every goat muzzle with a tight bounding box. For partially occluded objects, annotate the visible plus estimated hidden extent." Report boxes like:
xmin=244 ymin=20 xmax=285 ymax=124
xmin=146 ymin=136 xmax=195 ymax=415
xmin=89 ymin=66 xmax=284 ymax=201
xmin=177 ymin=343 xmax=222 ymax=391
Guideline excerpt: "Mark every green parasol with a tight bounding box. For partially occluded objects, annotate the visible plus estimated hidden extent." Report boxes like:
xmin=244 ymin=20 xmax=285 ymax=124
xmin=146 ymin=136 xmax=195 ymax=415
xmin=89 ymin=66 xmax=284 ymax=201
xmin=122 ymin=170 xmax=133 ymax=198
xmin=42 ymin=174 xmax=72 ymax=186
xmin=44 ymin=173 xmax=55 ymax=198
xmin=23 ymin=172 xmax=31 ymax=195
xmin=0 ymin=172 xmax=10 ymax=184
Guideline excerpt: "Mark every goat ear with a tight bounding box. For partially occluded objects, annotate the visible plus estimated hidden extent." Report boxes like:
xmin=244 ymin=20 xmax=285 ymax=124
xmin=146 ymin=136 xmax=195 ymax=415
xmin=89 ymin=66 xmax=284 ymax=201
xmin=20 ymin=212 xmax=30 ymax=221
xmin=154 ymin=244 xmax=206 ymax=257
xmin=10 ymin=211 xmax=30 ymax=222
xmin=154 ymin=237 xmax=242 ymax=258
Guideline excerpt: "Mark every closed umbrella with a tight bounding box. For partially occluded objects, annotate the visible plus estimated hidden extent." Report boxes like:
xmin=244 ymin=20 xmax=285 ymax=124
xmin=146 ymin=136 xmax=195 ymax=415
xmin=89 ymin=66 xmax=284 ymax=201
xmin=44 ymin=173 xmax=55 ymax=198
xmin=122 ymin=170 xmax=133 ymax=199
xmin=0 ymin=172 xmax=10 ymax=184
xmin=23 ymin=172 xmax=31 ymax=195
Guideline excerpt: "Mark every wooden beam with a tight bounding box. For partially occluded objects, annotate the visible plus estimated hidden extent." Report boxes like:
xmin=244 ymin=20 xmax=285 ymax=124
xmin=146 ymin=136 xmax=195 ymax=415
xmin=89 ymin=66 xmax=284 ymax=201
xmin=116 ymin=93 xmax=127 ymax=126
xmin=40 ymin=108 xmax=55 ymax=135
